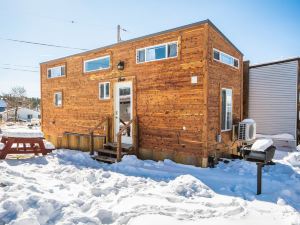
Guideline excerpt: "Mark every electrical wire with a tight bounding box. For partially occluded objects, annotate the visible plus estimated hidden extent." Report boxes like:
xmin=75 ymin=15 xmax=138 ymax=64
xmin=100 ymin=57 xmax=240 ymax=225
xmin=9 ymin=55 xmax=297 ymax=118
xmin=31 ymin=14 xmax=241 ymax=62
xmin=0 ymin=67 xmax=39 ymax=73
xmin=0 ymin=37 xmax=88 ymax=51
xmin=1 ymin=63 xmax=39 ymax=69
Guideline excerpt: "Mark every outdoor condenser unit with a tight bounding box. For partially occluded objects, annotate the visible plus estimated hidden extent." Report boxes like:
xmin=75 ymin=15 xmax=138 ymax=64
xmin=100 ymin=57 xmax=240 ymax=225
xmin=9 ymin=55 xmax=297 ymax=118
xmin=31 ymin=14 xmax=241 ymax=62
xmin=238 ymin=119 xmax=256 ymax=141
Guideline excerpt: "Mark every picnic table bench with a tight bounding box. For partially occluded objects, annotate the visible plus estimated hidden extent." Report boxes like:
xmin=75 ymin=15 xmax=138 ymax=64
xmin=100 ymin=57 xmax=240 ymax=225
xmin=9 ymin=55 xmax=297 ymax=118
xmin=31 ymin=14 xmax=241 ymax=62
xmin=0 ymin=128 xmax=54 ymax=159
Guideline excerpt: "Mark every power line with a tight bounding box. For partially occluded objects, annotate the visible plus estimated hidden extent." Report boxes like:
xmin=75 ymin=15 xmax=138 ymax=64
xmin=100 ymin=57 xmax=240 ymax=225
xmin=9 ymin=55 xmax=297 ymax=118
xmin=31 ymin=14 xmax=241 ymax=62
xmin=0 ymin=37 xmax=89 ymax=51
xmin=1 ymin=63 xmax=39 ymax=69
xmin=0 ymin=67 xmax=39 ymax=73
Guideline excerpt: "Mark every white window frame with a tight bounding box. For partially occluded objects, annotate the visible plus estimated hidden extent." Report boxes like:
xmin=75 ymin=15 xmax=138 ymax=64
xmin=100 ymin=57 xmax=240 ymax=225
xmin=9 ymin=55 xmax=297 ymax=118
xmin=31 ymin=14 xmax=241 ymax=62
xmin=84 ymin=55 xmax=110 ymax=73
xmin=47 ymin=65 xmax=66 ymax=79
xmin=136 ymin=41 xmax=178 ymax=64
xmin=99 ymin=82 xmax=110 ymax=100
xmin=213 ymin=48 xmax=239 ymax=69
xmin=54 ymin=92 xmax=63 ymax=107
xmin=221 ymin=88 xmax=233 ymax=132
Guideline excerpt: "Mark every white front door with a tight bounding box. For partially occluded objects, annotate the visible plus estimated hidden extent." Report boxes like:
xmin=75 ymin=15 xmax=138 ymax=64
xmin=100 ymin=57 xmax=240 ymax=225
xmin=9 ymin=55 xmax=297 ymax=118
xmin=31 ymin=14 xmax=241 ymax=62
xmin=114 ymin=81 xmax=133 ymax=144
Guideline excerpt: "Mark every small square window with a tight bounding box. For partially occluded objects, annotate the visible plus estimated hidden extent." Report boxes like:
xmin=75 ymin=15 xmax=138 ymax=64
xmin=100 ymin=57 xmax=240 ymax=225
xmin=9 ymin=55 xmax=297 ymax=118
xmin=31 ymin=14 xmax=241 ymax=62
xmin=54 ymin=92 xmax=62 ymax=107
xmin=99 ymin=82 xmax=110 ymax=100
xmin=48 ymin=66 xmax=65 ymax=78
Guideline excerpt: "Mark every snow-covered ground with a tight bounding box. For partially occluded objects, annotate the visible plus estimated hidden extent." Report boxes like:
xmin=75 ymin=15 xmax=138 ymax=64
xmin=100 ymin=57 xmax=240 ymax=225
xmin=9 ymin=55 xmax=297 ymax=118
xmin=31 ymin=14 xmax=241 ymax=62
xmin=0 ymin=149 xmax=300 ymax=225
xmin=0 ymin=125 xmax=300 ymax=224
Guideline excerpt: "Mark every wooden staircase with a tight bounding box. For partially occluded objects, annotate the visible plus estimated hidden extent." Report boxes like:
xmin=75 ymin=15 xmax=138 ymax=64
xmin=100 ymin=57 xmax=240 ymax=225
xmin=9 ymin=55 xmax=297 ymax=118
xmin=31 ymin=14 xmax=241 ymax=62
xmin=92 ymin=142 xmax=134 ymax=163
xmin=89 ymin=116 xmax=138 ymax=164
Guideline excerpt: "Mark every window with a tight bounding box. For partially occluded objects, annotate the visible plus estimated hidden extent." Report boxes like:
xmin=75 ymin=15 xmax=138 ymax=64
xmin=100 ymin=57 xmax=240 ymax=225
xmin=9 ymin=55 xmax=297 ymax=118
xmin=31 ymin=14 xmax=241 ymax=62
xmin=137 ymin=42 xmax=178 ymax=63
xmin=99 ymin=82 xmax=110 ymax=100
xmin=221 ymin=88 xmax=233 ymax=131
xmin=213 ymin=49 xmax=239 ymax=68
xmin=54 ymin=92 xmax=62 ymax=107
xmin=84 ymin=56 xmax=110 ymax=72
xmin=48 ymin=65 xmax=65 ymax=78
xmin=27 ymin=114 xmax=33 ymax=119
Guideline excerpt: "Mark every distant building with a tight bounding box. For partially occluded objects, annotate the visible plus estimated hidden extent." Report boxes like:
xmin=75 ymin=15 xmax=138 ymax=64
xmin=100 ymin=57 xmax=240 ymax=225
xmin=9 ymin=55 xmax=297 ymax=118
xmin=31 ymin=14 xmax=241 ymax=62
xmin=0 ymin=107 xmax=40 ymax=122
xmin=0 ymin=100 xmax=7 ymax=112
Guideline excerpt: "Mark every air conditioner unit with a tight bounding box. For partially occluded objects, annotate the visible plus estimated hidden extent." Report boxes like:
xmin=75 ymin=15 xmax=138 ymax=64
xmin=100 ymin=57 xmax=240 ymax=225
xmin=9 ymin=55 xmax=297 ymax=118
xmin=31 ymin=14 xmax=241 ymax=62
xmin=238 ymin=119 xmax=256 ymax=141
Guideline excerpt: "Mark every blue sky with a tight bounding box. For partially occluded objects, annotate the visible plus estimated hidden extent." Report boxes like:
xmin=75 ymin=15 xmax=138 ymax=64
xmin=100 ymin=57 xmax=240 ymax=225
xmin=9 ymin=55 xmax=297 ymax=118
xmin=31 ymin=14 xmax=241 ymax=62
xmin=0 ymin=0 xmax=299 ymax=97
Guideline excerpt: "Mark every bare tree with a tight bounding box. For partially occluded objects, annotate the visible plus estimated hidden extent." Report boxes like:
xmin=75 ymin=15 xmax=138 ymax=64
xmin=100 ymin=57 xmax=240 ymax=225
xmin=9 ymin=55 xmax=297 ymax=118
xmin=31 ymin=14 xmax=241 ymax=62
xmin=3 ymin=86 xmax=27 ymax=122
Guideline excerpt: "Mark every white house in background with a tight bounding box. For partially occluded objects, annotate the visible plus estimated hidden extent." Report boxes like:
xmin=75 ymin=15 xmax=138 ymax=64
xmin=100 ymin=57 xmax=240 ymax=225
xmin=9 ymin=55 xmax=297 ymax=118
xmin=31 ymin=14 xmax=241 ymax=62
xmin=245 ymin=57 xmax=300 ymax=148
xmin=0 ymin=100 xmax=7 ymax=112
xmin=0 ymin=107 xmax=40 ymax=122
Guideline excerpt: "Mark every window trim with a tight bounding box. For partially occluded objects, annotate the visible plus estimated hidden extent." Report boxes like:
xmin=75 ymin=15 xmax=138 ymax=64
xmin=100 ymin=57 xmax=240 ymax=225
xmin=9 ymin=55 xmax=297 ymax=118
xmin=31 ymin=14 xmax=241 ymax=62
xmin=47 ymin=65 xmax=66 ymax=79
xmin=136 ymin=41 xmax=178 ymax=64
xmin=54 ymin=91 xmax=63 ymax=107
xmin=213 ymin=48 xmax=239 ymax=69
xmin=221 ymin=88 xmax=233 ymax=132
xmin=84 ymin=55 xmax=111 ymax=73
xmin=99 ymin=82 xmax=110 ymax=100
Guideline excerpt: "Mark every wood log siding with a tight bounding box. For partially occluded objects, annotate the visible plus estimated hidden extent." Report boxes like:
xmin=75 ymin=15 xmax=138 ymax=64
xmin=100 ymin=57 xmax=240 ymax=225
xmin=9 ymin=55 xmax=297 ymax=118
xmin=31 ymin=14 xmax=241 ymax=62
xmin=41 ymin=22 xmax=243 ymax=166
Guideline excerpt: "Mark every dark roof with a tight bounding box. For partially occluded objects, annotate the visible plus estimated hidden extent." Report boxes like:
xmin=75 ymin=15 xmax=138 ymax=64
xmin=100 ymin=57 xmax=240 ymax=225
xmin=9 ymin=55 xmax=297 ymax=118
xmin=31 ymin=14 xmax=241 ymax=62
xmin=0 ymin=100 xmax=7 ymax=108
xmin=250 ymin=57 xmax=300 ymax=68
xmin=41 ymin=19 xmax=243 ymax=65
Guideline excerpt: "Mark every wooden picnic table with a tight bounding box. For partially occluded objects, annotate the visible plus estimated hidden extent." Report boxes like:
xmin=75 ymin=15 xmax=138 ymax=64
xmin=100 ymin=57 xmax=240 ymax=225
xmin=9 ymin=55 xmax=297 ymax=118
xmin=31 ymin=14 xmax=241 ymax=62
xmin=0 ymin=129 xmax=54 ymax=159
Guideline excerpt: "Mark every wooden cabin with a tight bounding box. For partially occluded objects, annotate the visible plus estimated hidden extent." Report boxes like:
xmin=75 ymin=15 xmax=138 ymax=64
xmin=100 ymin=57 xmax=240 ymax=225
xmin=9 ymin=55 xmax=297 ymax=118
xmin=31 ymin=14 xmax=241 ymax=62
xmin=40 ymin=19 xmax=243 ymax=167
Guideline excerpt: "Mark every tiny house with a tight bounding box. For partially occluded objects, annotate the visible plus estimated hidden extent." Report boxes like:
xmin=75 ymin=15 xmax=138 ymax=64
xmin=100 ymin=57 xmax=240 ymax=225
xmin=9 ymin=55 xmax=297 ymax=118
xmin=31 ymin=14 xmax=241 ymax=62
xmin=244 ymin=58 xmax=300 ymax=147
xmin=40 ymin=20 xmax=243 ymax=167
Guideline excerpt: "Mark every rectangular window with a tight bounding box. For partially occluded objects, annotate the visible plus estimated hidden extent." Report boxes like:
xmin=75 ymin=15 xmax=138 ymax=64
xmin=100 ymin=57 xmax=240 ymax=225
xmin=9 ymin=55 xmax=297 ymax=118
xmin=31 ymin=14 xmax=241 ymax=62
xmin=54 ymin=92 xmax=62 ymax=107
xmin=84 ymin=56 xmax=110 ymax=73
xmin=27 ymin=114 xmax=33 ymax=119
xmin=99 ymin=82 xmax=110 ymax=100
xmin=221 ymin=88 xmax=233 ymax=131
xmin=213 ymin=49 xmax=239 ymax=68
xmin=47 ymin=65 xmax=65 ymax=78
xmin=137 ymin=42 xmax=178 ymax=63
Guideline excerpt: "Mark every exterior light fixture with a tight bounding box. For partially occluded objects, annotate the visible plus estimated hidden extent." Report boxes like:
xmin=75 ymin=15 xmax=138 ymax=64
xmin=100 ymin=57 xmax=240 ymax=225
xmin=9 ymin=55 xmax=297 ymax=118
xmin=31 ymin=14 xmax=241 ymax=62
xmin=117 ymin=61 xmax=125 ymax=70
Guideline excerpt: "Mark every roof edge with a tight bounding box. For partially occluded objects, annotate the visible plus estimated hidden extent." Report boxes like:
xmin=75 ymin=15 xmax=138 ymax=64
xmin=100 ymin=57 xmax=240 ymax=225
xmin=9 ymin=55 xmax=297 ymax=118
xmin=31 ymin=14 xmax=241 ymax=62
xmin=41 ymin=19 xmax=243 ymax=65
xmin=250 ymin=57 xmax=300 ymax=68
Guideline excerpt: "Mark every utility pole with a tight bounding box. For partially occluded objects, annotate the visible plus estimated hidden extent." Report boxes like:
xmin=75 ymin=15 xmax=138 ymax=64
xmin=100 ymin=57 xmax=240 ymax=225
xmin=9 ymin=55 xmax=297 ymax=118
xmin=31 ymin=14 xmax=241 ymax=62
xmin=117 ymin=25 xmax=128 ymax=43
xmin=117 ymin=25 xmax=121 ymax=43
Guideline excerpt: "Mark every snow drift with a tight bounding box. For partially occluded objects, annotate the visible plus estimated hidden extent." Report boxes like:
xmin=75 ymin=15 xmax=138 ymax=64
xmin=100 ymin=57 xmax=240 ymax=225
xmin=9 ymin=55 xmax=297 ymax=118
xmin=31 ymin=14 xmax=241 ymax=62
xmin=0 ymin=150 xmax=299 ymax=225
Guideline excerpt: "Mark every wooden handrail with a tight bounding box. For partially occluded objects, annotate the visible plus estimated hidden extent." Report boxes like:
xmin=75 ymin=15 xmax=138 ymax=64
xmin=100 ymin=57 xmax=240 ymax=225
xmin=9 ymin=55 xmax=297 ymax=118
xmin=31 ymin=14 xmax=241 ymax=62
xmin=116 ymin=118 xmax=135 ymax=162
xmin=89 ymin=116 xmax=109 ymax=133
xmin=89 ymin=116 xmax=110 ymax=155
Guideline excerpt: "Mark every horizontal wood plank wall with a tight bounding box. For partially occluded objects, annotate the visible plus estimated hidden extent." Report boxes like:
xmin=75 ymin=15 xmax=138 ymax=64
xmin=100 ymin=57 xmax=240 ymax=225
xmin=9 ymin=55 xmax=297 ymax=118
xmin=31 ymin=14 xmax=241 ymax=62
xmin=41 ymin=23 xmax=242 ymax=166
xmin=206 ymin=26 xmax=243 ymax=158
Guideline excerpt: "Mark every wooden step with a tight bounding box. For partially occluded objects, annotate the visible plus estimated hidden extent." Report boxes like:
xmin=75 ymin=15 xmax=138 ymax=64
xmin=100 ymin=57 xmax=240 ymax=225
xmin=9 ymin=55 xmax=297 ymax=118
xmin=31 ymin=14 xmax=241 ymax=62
xmin=94 ymin=148 xmax=127 ymax=155
xmin=104 ymin=142 xmax=133 ymax=151
xmin=92 ymin=155 xmax=117 ymax=163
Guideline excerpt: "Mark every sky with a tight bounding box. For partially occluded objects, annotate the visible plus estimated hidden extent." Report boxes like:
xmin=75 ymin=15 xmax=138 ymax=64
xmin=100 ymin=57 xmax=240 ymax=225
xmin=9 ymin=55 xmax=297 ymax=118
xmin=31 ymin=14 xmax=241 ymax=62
xmin=0 ymin=0 xmax=299 ymax=97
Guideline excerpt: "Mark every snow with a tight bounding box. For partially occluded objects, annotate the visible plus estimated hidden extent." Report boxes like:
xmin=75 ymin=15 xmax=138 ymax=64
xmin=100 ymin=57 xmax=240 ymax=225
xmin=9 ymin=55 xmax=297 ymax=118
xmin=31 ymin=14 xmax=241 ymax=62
xmin=0 ymin=142 xmax=4 ymax=150
xmin=43 ymin=140 xmax=55 ymax=150
xmin=0 ymin=124 xmax=300 ymax=225
xmin=2 ymin=128 xmax=44 ymax=138
xmin=251 ymin=139 xmax=273 ymax=152
xmin=0 ymin=149 xmax=300 ymax=225
xmin=256 ymin=133 xmax=295 ymax=141
xmin=242 ymin=118 xmax=256 ymax=123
